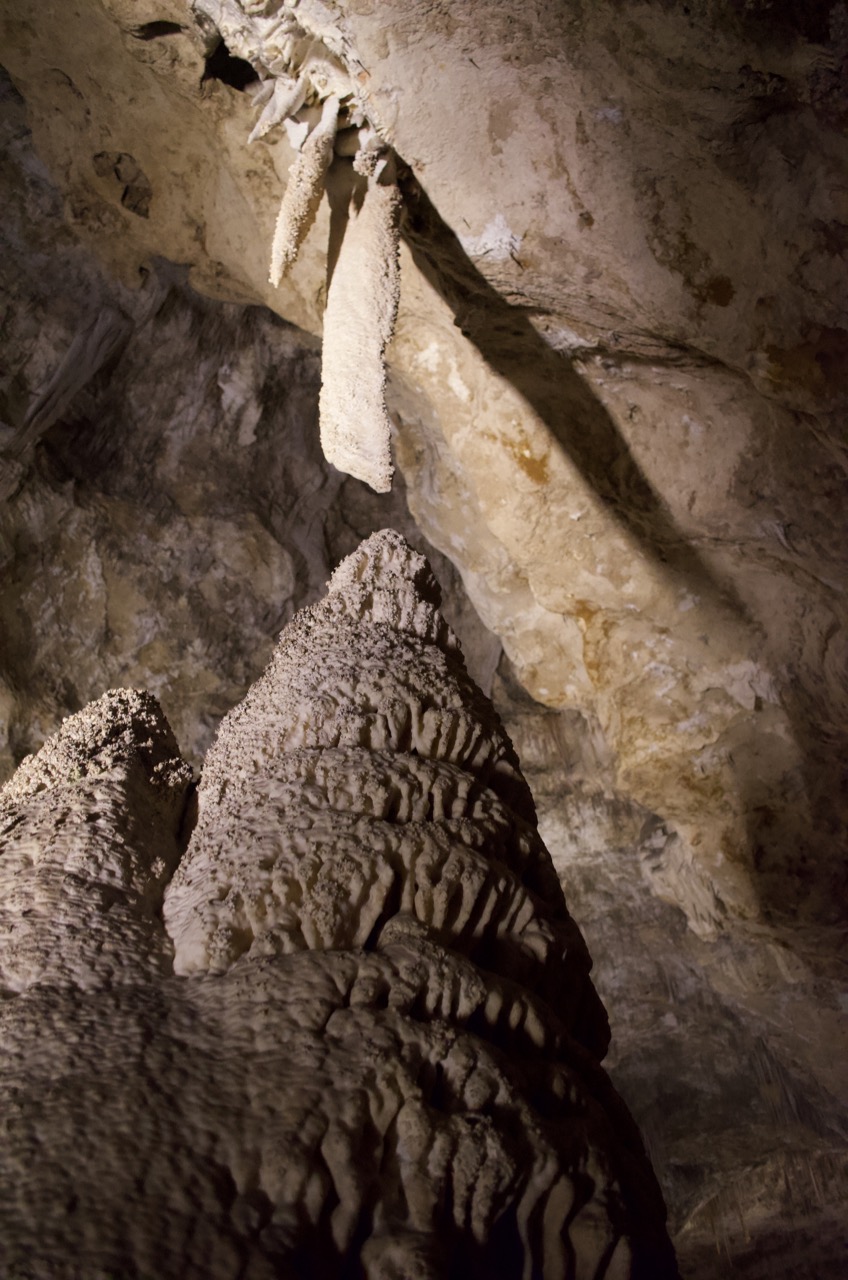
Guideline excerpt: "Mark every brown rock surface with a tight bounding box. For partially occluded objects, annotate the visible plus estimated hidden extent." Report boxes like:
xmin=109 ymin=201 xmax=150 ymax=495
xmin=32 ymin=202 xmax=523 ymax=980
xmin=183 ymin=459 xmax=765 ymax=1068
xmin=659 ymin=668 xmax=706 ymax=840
xmin=3 ymin=0 xmax=843 ymax=935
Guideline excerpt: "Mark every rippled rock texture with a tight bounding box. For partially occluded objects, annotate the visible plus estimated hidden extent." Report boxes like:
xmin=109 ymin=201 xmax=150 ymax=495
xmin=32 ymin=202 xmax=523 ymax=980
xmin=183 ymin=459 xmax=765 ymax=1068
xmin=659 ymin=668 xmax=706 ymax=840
xmin=0 ymin=531 xmax=677 ymax=1279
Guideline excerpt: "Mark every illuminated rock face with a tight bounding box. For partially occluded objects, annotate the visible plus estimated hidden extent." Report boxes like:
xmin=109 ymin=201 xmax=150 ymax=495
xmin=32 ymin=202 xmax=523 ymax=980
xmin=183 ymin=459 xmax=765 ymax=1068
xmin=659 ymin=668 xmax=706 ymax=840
xmin=4 ymin=0 xmax=845 ymax=942
xmin=0 ymin=530 xmax=676 ymax=1279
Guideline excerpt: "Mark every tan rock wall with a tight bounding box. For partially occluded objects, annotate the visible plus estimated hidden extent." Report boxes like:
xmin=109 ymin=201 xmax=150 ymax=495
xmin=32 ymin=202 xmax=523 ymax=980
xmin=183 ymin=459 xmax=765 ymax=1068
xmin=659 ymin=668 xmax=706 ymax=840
xmin=4 ymin=0 xmax=843 ymax=935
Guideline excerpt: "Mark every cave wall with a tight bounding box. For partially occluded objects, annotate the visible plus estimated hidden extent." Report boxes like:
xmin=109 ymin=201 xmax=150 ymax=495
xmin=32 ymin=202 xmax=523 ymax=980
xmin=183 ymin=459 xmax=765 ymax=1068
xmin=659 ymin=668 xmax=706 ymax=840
xmin=0 ymin=69 xmax=499 ymax=773
xmin=3 ymin=0 xmax=845 ymax=934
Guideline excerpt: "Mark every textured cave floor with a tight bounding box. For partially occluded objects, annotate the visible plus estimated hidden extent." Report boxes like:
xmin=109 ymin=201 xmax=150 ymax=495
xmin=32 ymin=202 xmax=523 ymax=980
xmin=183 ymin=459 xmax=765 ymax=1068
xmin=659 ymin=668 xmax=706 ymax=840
xmin=1 ymin=59 xmax=847 ymax=1279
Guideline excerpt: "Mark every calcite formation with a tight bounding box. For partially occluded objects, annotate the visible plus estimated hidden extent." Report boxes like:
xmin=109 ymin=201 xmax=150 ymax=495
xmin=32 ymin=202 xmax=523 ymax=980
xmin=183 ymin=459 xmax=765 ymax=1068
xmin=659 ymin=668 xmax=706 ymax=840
xmin=319 ymin=148 xmax=401 ymax=493
xmin=0 ymin=688 xmax=192 ymax=995
xmin=197 ymin=0 xmax=403 ymax=491
xmin=268 ymin=91 xmax=340 ymax=285
xmin=0 ymin=530 xmax=676 ymax=1278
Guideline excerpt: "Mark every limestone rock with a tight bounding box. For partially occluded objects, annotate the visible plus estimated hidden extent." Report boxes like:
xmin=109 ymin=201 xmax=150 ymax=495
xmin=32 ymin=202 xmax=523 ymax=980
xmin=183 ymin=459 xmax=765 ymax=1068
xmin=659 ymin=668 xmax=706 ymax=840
xmin=0 ymin=1 xmax=846 ymax=1274
xmin=498 ymin=672 xmax=848 ymax=1280
xmin=1 ymin=0 xmax=844 ymax=937
xmin=165 ymin=530 xmax=597 ymax=1032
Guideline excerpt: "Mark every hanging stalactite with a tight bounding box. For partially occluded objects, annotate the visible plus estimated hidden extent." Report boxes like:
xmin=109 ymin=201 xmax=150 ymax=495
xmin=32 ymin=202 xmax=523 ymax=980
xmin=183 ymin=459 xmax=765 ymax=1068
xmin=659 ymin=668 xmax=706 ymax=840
xmin=195 ymin=0 xmax=403 ymax=494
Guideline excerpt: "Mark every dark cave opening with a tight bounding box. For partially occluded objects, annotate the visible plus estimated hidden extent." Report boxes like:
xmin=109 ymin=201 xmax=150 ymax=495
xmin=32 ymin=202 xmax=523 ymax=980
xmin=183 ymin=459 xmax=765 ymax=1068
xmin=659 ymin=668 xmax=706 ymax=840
xmin=202 ymin=39 xmax=259 ymax=92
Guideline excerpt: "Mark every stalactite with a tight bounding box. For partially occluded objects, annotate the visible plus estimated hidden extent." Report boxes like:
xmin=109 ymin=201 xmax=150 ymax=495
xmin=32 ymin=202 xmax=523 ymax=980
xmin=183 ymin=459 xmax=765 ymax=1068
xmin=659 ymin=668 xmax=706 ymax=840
xmin=318 ymin=152 xmax=401 ymax=492
xmin=268 ymin=93 xmax=339 ymax=287
xmin=194 ymin=0 xmax=403 ymax=493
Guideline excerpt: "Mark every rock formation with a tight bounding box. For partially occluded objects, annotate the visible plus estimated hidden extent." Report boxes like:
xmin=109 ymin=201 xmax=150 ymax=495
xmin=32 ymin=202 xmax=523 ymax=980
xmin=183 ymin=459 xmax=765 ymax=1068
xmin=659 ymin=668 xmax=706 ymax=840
xmin=0 ymin=530 xmax=677 ymax=1278
xmin=1 ymin=1 xmax=846 ymax=1273
xmin=0 ymin=688 xmax=192 ymax=995
xmin=198 ymin=0 xmax=403 ymax=492
xmin=3 ymin=0 xmax=844 ymax=942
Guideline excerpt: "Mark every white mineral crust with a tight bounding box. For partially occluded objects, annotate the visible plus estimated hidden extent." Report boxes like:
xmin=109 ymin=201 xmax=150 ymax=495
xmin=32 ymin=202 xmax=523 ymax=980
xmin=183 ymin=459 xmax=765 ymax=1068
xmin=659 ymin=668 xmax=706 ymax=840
xmin=269 ymin=93 xmax=340 ymax=287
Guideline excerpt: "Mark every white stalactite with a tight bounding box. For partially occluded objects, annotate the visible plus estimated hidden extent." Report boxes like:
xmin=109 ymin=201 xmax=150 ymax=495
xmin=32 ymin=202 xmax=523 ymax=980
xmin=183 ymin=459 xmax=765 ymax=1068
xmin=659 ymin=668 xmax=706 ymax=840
xmin=248 ymin=72 xmax=307 ymax=145
xmin=204 ymin=0 xmax=404 ymax=493
xmin=318 ymin=160 xmax=401 ymax=493
xmin=268 ymin=92 xmax=339 ymax=287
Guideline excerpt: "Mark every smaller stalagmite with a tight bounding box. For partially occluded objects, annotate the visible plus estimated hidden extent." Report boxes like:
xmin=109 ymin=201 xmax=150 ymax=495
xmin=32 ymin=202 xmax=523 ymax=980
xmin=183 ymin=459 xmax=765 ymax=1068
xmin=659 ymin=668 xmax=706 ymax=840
xmin=0 ymin=688 xmax=191 ymax=994
xmin=0 ymin=531 xmax=677 ymax=1278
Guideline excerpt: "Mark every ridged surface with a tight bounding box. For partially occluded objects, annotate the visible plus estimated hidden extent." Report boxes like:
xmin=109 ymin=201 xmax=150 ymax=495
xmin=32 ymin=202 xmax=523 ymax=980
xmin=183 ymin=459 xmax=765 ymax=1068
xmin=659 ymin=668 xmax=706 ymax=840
xmin=0 ymin=531 xmax=677 ymax=1277
xmin=0 ymin=688 xmax=191 ymax=995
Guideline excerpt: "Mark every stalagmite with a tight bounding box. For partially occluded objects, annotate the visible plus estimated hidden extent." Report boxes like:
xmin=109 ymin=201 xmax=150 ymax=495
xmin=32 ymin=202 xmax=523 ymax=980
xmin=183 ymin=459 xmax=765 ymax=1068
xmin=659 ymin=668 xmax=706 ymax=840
xmin=0 ymin=688 xmax=192 ymax=994
xmin=0 ymin=531 xmax=678 ymax=1278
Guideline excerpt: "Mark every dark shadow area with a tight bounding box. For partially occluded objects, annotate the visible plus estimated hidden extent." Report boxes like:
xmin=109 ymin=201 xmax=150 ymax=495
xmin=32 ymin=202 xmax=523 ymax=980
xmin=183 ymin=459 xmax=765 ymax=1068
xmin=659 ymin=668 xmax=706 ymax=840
xmin=202 ymin=39 xmax=259 ymax=92
xmin=398 ymin=168 xmax=750 ymax=626
xmin=131 ymin=21 xmax=184 ymax=41
xmin=741 ymin=685 xmax=848 ymax=928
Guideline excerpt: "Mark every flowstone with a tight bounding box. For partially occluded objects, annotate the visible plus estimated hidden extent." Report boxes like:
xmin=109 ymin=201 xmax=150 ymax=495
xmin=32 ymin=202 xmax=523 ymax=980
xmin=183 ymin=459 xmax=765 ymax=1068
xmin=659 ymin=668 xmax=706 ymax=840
xmin=0 ymin=530 xmax=677 ymax=1278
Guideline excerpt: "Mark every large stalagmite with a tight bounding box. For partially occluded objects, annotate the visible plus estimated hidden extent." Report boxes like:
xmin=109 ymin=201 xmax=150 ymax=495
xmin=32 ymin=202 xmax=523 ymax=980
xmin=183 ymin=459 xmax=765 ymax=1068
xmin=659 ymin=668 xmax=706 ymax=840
xmin=0 ymin=530 xmax=676 ymax=1278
